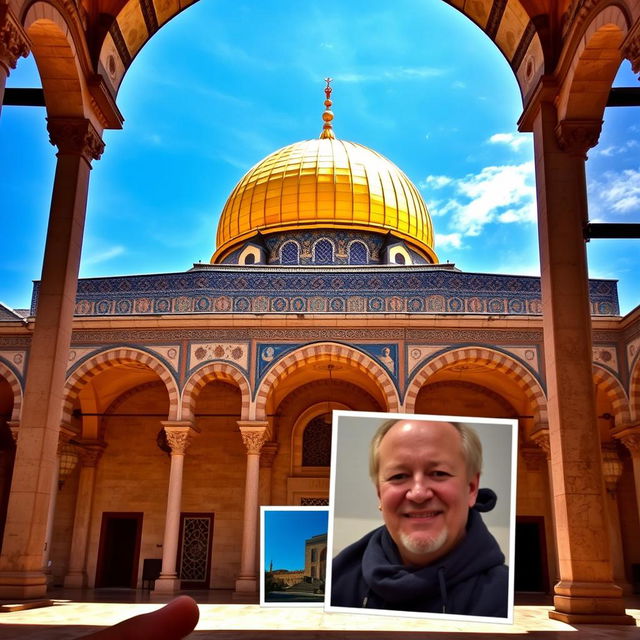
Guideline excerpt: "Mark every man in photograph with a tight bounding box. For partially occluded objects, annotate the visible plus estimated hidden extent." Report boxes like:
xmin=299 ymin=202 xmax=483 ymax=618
xmin=331 ymin=418 xmax=508 ymax=617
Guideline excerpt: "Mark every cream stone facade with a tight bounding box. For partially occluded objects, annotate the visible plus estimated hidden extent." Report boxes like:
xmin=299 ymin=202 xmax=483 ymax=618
xmin=1 ymin=0 xmax=640 ymax=627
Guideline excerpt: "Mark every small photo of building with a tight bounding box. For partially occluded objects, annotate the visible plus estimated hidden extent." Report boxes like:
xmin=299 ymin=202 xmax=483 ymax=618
xmin=261 ymin=507 xmax=328 ymax=606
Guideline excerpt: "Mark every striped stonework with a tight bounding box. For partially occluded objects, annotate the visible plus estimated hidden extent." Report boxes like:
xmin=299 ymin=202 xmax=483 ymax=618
xmin=62 ymin=347 xmax=180 ymax=424
xmin=0 ymin=361 xmax=22 ymax=422
xmin=404 ymin=346 xmax=548 ymax=427
xmin=628 ymin=359 xmax=640 ymax=423
xmin=181 ymin=362 xmax=251 ymax=421
xmin=593 ymin=364 xmax=631 ymax=428
xmin=253 ymin=342 xmax=400 ymax=420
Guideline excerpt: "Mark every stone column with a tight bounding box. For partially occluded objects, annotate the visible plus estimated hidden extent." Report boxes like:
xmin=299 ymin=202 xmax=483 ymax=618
xmin=42 ymin=439 xmax=63 ymax=575
xmin=235 ymin=421 xmax=268 ymax=595
xmin=530 ymin=103 xmax=633 ymax=624
xmin=0 ymin=6 xmax=30 ymax=116
xmin=600 ymin=443 xmax=630 ymax=593
xmin=0 ymin=118 xmax=104 ymax=599
xmin=616 ymin=429 xmax=640 ymax=524
xmin=64 ymin=442 xmax=106 ymax=588
xmin=154 ymin=422 xmax=197 ymax=593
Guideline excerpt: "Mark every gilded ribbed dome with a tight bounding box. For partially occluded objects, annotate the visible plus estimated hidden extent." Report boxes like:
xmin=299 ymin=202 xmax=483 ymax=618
xmin=211 ymin=137 xmax=437 ymax=263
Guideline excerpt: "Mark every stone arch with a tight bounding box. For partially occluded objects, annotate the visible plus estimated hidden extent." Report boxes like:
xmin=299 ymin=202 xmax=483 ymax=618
xmin=592 ymin=364 xmax=631 ymax=427
xmin=254 ymin=342 xmax=399 ymax=420
xmin=405 ymin=346 xmax=547 ymax=426
xmin=62 ymin=347 xmax=179 ymax=424
xmin=557 ymin=4 xmax=631 ymax=122
xmin=630 ymin=357 xmax=640 ymax=423
xmin=0 ymin=361 xmax=22 ymax=423
xmin=181 ymin=362 xmax=251 ymax=421
xmin=22 ymin=2 xmax=87 ymax=119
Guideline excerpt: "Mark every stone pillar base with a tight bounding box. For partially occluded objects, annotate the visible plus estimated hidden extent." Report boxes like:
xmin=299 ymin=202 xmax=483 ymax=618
xmin=0 ymin=571 xmax=48 ymax=599
xmin=63 ymin=572 xmax=86 ymax=588
xmin=234 ymin=576 xmax=257 ymax=595
xmin=551 ymin=593 xmax=636 ymax=625
xmin=153 ymin=576 xmax=181 ymax=593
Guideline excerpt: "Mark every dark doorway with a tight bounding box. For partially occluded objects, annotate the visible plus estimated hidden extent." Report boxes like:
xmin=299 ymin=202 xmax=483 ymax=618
xmin=177 ymin=513 xmax=214 ymax=589
xmin=515 ymin=516 xmax=549 ymax=592
xmin=96 ymin=512 xmax=143 ymax=588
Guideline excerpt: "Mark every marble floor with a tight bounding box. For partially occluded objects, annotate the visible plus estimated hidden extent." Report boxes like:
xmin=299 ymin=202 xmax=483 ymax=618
xmin=0 ymin=590 xmax=638 ymax=639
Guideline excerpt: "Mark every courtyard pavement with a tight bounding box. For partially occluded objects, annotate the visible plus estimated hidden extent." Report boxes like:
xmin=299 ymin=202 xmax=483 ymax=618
xmin=0 ymin=590 xmax=638 ymax=639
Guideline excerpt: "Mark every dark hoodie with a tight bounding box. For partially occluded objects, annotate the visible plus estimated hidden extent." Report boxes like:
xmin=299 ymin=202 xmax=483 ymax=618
xmin=330 ymin=488 xmax=508 ymax=617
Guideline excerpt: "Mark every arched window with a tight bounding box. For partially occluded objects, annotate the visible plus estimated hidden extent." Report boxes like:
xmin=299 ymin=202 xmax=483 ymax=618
xmin=395 ymin=252 xmax=406 ymax=265
xmin=281 ymin=241 xmax=300 ymax=265
xmin=302 ymin=414 xmax=332 ymax=466
xmin=244 ymin=253 xmax=255 ymax=265
xmin=349 ymin=241 xmax=368 ymax=265
xmin=313 ymin=239 xmax=334 ymax=264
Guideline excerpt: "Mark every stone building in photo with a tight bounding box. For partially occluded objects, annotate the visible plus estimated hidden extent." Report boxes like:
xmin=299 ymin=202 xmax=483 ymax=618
xmin=0 ymin=0 xmax=639 ymax=626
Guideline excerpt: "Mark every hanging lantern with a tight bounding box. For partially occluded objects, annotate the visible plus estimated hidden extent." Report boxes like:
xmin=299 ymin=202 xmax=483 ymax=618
xmin=601 ymin=446 xmax=623 ymax=493
xmin=58 ymin=442 xmax=79 ymax=489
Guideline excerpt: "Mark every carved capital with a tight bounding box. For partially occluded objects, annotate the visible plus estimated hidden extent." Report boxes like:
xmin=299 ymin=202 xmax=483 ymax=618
xmin=555 ymin=119 xmax=602 ymax=159
xmin=0 ymin=7 xmax=30 ymax=72
xmin=531 ymin=430 xmax=551 ymax=460
xmin=163 ymin=423 xmax=197 ymax=456
xmin=622 ymin=21 xmax=640 ymax=76
xmin=47 ymin=117 xmax=105 ymax=162
xmin=78 ymin=441 xmax=107 ymax=468
xmin=238 ymin=421 xmax=268 ymax=455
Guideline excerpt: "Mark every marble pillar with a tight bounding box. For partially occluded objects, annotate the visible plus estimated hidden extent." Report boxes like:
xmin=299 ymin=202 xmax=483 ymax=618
xmin=234 ymin=421 xmax=268 ymax=595
xmin=64 ymin=442 xmax=106 ymax=588
xmin=154 ymin=422 xmax=197 ymax=593
xmin=0 ymin=118 xmax=104 ymax=599
xmin=0 ymin=6 xmax=30 ymax=117
xmin=531 ymin=103 xmax=633 ymax=624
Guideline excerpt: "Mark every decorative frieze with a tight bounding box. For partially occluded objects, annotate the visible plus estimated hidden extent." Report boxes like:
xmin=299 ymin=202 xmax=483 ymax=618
xmin=47 ymin=117 xmax=105 ymax=162
xmin=0 ymin=7 xmax=29 ymax=72
xmin=555 ymin=119 xmax=603 ymax=159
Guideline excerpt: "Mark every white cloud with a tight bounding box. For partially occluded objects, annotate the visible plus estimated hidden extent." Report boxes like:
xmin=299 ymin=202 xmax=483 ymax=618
xmin=334 ymin=66 xmax=445 ymax=83
xmin=488 ymin=132 xmax=532 ymax=151
xmin=83 ymin=246 xmax=125 ymax=266
xmin=423 ymin=162 xmax=537 ymax=237
xmin=589 ymin=168 xmax=640 ymax=216
xmin=435 ymin=232 xmax=463 ymax=249
xmin=592 ymin=140 xmax=638 ymax=157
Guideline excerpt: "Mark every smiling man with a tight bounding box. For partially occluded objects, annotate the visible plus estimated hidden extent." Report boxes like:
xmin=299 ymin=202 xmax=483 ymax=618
xmin=330 ymin=419 xmax=509 ymax=617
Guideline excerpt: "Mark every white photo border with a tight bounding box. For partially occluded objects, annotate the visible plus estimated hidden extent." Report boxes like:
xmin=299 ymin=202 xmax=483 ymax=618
xmin=325 ymin=410 xmax=517 ymax=624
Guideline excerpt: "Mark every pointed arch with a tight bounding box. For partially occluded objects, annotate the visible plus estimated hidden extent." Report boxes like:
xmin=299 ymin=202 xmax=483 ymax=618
xmin=630 ymin=357 xmax=640 ymax=423
xmin=592 ymin=364 xmax=631 ymax=427
xmin=62 ymin=347 xmax=179 ymax=424
xmin=181 ymin=362 xmax=251 ymax=421
xmin=253 ymin=342 xmax=399 ymax=420
xmin=405 ymin=346 xmax=547 ymax=426
xmin=0 ymin=361 xmax=23 ymax=422
xmin=557 ymin=5 xmax=631 ymax=122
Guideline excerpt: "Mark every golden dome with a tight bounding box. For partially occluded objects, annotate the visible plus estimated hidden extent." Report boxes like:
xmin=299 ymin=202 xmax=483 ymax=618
xmin=211 ymin=137 xmax=437 ymax=263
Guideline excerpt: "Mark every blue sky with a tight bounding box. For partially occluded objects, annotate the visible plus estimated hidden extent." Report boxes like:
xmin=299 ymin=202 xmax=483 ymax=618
xmin=1 ymin=0 xmax=638 ymax=313
xmin=264 ymin=509 xmax=328 ymax=571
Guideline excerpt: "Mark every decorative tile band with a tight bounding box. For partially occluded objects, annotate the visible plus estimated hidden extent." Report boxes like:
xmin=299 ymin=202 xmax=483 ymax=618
xmin=30 ymin=268 xmax=620 ymax=317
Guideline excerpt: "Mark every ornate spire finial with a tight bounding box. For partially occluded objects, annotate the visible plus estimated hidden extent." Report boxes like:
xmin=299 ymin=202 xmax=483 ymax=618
xmin=320 ymin=77 xmax=335 ymax=139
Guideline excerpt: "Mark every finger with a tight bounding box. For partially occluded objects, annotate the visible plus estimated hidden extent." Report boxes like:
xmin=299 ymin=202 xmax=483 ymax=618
xmin=83 ymin=595 xmax=199 ymax=640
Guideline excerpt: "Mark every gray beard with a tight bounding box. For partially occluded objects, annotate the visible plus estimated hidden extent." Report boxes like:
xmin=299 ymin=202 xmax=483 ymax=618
xmin=399 ymin=527 xmax=448 ymax=557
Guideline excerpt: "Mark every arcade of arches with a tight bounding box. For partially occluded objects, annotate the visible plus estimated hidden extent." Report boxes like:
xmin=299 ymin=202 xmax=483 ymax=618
xmin=1 ymin=0 xmax=640 ymax=627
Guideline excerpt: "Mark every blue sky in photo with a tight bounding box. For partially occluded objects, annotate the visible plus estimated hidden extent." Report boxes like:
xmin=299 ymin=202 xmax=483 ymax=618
xmin=264 ymin=509 xmax=328 ymax=571
xmin=1 ymin=0 xmax=638 ymax=313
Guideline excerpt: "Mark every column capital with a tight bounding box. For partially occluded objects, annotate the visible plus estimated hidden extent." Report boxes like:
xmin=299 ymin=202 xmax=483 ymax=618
xmin=162 ymin=421 xmax=198 ymax=455
xmin=622 ymin=20 xmax=640 ymax=76
xmin=77 ymin=440 xmax=107 ymax=468
xmin=554 ymin=119 xmax=603 ymax=159
xmin=0 ymin=7 xmax=29 ymax=73
xmin=238 ymin=421 xmax=268 ymax=455
xmin=47 ymin=117 xmax=105 ymax=162
xmin=531 ymin=429 xmax=551 ymax=460
xmin=613 ymin=425 xmax=640 ymax=455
